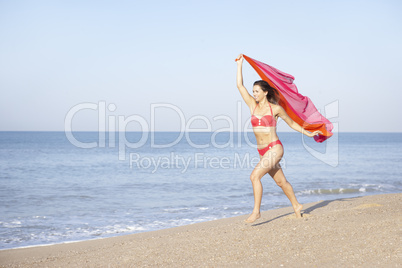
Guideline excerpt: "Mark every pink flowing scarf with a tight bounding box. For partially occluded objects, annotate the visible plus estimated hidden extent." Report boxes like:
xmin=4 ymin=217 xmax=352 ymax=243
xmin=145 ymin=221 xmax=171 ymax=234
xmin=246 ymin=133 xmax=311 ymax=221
xmin=243 ymin=55 xmax=333 ymax=142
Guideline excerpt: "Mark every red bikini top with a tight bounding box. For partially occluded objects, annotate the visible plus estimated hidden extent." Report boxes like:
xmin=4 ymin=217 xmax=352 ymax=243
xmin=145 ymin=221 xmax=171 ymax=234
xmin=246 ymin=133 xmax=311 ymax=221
xmin=251 ymin=103 xmax=277 ymax=127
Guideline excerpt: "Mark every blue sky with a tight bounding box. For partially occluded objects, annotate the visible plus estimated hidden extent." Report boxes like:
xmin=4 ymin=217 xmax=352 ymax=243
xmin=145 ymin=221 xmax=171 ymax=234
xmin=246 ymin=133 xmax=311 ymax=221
xmin=1 ymin=0 xmax=401 ymax=132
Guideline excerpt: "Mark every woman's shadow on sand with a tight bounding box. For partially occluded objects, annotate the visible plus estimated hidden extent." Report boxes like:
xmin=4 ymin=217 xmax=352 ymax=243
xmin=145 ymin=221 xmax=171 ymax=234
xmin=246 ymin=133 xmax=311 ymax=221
xmin=251 ymin=197 xmax=360 ymax=227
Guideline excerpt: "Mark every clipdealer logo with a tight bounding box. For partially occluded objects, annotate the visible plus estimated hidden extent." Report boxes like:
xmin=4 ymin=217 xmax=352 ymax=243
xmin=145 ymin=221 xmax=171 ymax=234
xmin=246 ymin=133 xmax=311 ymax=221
xmin=64 ymin=101 xmax=338 ymax=169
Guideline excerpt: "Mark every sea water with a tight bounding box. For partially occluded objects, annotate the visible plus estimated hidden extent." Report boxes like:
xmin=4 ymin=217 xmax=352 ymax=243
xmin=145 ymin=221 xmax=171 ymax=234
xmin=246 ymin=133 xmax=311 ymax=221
xmin=0 ymin=131 xmax=401 ymax=249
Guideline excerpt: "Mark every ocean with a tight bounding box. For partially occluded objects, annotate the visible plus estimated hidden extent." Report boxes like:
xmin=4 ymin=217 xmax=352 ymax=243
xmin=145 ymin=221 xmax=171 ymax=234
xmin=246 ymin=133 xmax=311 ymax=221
xmin=0 ymin=131 xmax=401 ymax=250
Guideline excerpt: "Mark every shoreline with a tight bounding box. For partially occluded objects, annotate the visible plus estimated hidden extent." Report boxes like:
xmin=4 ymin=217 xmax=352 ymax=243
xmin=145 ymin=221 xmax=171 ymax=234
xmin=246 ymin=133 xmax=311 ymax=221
xmin=0 ymin=192 xmax=396 ymax=252
xmin=0 ymin=193 xmax=400 ymax=267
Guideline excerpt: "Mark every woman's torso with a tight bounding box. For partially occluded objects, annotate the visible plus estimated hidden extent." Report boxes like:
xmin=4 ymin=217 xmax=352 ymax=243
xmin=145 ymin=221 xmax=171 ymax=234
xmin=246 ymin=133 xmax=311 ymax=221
xmin=251 ymin=102 xmax=280 ymax=148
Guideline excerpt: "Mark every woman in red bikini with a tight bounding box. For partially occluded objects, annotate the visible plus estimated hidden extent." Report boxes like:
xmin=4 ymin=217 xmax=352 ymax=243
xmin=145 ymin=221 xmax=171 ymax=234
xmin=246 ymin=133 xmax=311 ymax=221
xmin=236 ymin=54 xmax=322 ymax=223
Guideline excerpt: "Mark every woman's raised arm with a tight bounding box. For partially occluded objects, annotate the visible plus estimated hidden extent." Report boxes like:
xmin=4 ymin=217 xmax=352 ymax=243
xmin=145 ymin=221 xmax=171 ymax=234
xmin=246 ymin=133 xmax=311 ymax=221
xmin=236 ymin=54 xmax=255 ymax=107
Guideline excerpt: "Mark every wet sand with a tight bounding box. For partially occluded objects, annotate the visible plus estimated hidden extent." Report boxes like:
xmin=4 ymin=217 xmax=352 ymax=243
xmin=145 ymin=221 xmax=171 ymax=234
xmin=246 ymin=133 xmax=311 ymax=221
xmin=0 ymin=193 xmax=400 ymax=267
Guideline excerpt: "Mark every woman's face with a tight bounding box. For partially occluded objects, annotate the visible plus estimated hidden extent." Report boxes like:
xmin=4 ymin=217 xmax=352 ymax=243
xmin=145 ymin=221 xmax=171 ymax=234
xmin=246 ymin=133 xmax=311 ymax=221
xmin=253 ymin=85 xmax=267 ymax=102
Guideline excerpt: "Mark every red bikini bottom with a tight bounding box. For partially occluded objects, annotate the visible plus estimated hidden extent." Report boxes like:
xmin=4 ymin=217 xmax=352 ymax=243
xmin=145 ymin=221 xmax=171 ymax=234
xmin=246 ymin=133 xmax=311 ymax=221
xmin=257 ymin=140 xmax=283 ymax=156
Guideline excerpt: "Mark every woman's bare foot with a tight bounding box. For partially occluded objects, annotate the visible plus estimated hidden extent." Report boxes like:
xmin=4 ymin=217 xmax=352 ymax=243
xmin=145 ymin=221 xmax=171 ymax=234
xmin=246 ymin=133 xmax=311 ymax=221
xmin=245 ymin=212 xmax=261 ymax=223
xmin=294 ymin=204 xmax=303 ymax=218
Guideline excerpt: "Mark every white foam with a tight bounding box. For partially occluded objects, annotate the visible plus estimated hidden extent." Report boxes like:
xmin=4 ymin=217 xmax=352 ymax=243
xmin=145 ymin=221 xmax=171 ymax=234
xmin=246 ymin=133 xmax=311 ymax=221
xmin=163 ymin=208 xmax=190 ymax=213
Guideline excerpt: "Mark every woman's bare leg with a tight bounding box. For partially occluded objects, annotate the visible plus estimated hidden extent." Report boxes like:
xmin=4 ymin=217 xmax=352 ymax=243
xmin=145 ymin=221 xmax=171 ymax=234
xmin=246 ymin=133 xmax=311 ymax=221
xmin=268 ymin=165 xmax=303 ymax=218
xmin=245 ymin=148 xmax=282 ymax=223
xmin=245 ymin=170 xmax=263 ymax=223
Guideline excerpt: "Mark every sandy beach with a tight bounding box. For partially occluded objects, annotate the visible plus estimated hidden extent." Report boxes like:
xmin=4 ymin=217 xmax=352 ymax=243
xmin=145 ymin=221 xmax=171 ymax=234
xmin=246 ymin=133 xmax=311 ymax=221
xmin=0 ymin=193 xmax=400 ymax=267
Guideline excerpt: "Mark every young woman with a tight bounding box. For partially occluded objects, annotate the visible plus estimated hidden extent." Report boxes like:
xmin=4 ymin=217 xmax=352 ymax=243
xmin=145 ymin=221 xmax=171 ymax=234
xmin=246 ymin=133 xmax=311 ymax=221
xmin=236 ymin=54 xmax=322 ymax=223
